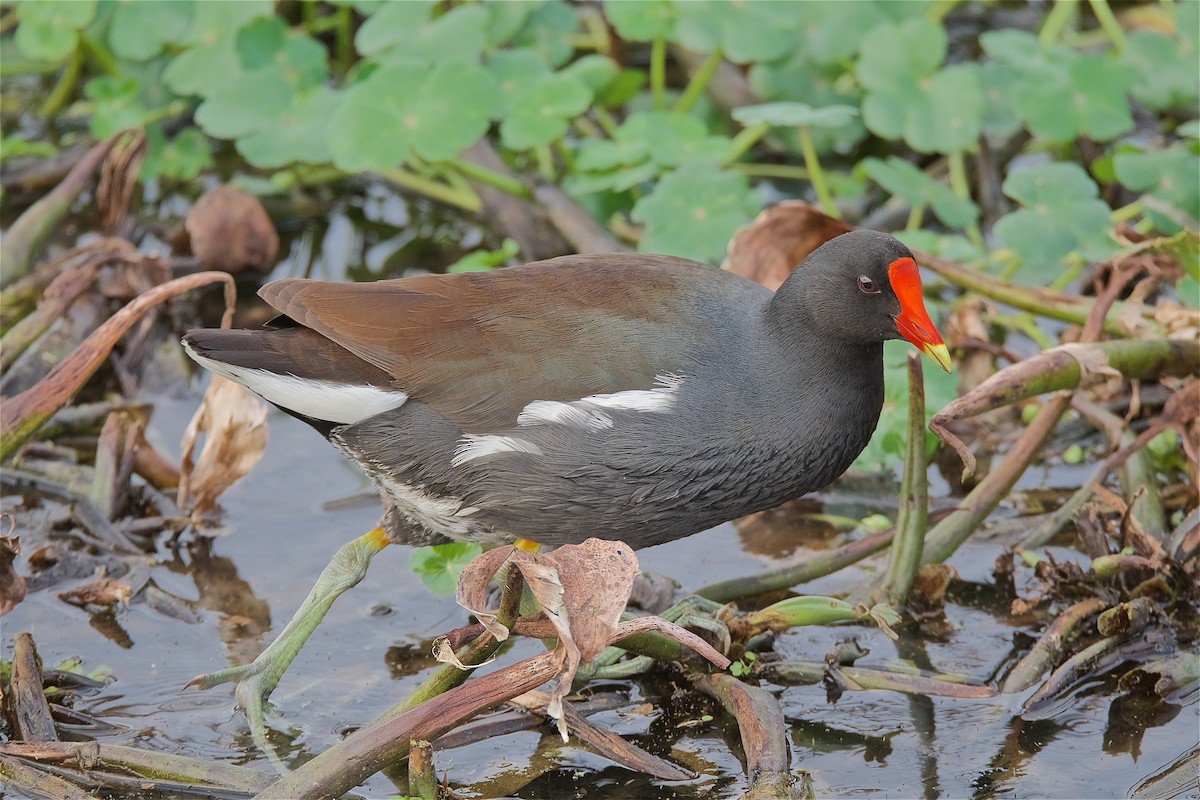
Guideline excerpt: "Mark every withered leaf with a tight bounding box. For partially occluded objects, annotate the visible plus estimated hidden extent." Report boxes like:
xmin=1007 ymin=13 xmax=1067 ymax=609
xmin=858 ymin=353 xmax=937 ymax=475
xmin=177 ymin=375 xmax=268 ymax=521
xmin=183 ymin=185 xmax=279 ymax=274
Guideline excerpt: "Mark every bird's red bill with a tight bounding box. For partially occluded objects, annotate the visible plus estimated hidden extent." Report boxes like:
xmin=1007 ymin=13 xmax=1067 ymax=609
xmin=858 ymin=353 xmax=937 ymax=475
xmin=888 ymin=257 xmax=952 ymax=372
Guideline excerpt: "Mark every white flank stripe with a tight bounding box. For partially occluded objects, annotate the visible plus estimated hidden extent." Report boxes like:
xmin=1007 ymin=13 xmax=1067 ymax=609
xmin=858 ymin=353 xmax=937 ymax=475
xmin=581 ymin=373 xmax=682 ymax=413
xmin=452 ymin=434 xmax=543 ymax=466
xmin=185 ymin=343 xmax=407 ymax=425
xmin=517 ymin=400 xmax=613 ymax=431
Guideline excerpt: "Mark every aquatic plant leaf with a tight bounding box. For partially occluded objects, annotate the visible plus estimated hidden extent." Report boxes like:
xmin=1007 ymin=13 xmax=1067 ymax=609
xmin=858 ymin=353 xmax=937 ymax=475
xmin=236 ymin=86 xmax=338 ymax=168
xmin=861 ymin=156 xmax=979 ymax=230
xmin=605 ymin=0 xmax=676 ymax=42
xmin=410 ymin=542 xmax=483 ymax=596
xmin=982 ymin=30 xmax=1134 ymax=143
xmin=674 ymin=0 xmax=798 ymax=64
xmin=487 ymin=49 xmax=552 ymax=116
xmin=732 ymin=102 xmax=858 ymax=130
xmin=14 ymin=0 xmax=96 ymax=62
xmin=508 ymin=1 xmax=578 ymax=67
xmin=194 ymin=70 xmax=292 ymax=140
xmin=500 ymin=74 xmax=593 ymax=151
xmin=358 ymin=2 xmax=488 ymax=67
xmin=632 ymin=165 xmax=761 ymax=264
xmin=748 ymin=56 xmax=867 ymax=153
xmin=328 ymin=62 xmax=500 ymax=171
xmin=84 ymin=77 xmax=149 ymax=140
xmin=163 ymin=2 xmax=272 ymax=97
xmin=858 ymin=19 xmax=983 ymax=153
xmin=1114 ymin=146 xmax=1200 ymax=235
xmin=993 ymin=163 xmax=1116 ymax=270
xmin=107 ymin=0 xmax=192 ymax=62
xmin=1124 ymin=29 xmax=1200 ymax=112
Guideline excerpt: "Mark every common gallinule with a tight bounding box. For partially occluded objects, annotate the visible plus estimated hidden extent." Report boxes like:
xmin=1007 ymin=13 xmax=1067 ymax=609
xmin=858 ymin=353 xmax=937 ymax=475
xmin=183 ymin=229 xmax=950 ymax=704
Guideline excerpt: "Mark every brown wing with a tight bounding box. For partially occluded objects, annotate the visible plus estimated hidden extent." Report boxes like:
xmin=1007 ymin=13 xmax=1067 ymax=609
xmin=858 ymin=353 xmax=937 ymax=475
xmin=259 ymin=254 xmax=721 ymax=432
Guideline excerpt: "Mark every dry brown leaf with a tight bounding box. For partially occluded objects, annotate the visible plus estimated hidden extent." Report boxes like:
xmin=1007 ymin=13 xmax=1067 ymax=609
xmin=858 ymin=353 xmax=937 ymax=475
xmin=725 ymin=201 xmax=853 ymax=290
xmin=455 ymin=538 xmax=640 ymax=740
xmin=59 ymin=578 xmax=133 ymax=608
xmin=0 ymin=534 xmax=27 ymax=616
xmin=177 ymin=375 xmax=268 ymax=521
xmin=455 ymin=544 xmax=519 ymax=641
xmin=182 ymin=185 xmax=279 ymax=274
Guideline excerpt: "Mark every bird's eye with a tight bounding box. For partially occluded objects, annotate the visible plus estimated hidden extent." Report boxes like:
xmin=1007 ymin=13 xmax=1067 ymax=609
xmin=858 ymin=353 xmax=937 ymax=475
xmin=858 ymin=275 xmax=880 ymax=294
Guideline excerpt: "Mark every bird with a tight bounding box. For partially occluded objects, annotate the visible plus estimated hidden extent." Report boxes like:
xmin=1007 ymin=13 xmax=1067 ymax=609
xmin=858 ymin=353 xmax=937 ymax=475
xmin=182 ymin=229 xmax=950 ymax=706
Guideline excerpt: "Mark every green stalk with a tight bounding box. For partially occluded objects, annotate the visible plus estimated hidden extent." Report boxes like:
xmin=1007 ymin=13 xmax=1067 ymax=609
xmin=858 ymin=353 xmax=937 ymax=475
xmin=79 ymin=34 xmax=119 ymax=76
xmin=1039 ymin=0 xmax=1077 ymax=45
xmin=452 ymin=158 xmax=531 ymax=199
xmin=923 ymin=0 xmax=963 ymax=23
xmin=377 ymin=167 xmax=482 ymax=212
xmin=334 ymin=4 xmax=352 ymax=76
xmin=592 ymin=106 xmax=620 ymax=138
xmin=673 ymin=47 xmax=723 ymax=114
xmin=947 ymin=150 xmax=982 ymax=244
xmin=650 ymin=35 xmax=666 ymax=110
xmin=723 ymin=121 xmax=770 ymax=165
xmin=906 ymin=204 xmax=925 ymax=231
xmin=534 ymin=143 xmax=555 ymax=181
xmin=1111 ymin=201 xmax=1142 ymax=225
xmin=917 ymin=252 xmax=1167 ymax=336
xmin=380 ymin=564 xmax=525 ymax=718
xmin=39 ymin=45 xmax=84 ymax=120
xmin=798 ymin=125 xmax=839 ymax=218
xmin=697 ymin=530 xmax=894 ymax=603
xmin=730 ymin=162 xmax=810 ymax=180
xmin=880 ymin=353 xmax=928 ymax=607
xmin=1087 ymin=0 xmax=1127 ymax=54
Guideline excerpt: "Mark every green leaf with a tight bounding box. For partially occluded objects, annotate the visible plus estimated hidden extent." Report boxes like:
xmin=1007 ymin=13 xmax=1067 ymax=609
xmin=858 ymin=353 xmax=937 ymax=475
xmin=409 ymin=542 xmax=482 ymax=596
xmin=631 ymin=166 xmax=760 ymax=264
xmin=107 ymin=0 xmax=192 ymax=61
xmin=328 ymin=62 xmax=500 ymax=171
xmin=979 ymin=62 xmax=1023 ymax=139
xmin=857 ymin=19 xmax=982 ymax=153
xmin=509 ymin=1 xmax=578 ymax=67
xmin=605 ymin=0 xmax=676 ymax=42
xmin=500 ymin=74 xmax=592 ymax=150
xmin=164 ymin=2 xmax=273 ymax=96
xmin=731 ymin=102 xmax=858 ymax=129
xmin=485 ymin=0 xmax=544 ymax=47
xmin=623 ymin=111 xmax=729 ymax=168
xmin=195 ymin=70 xmax=292 ymax=139
xmin=1114 ymin=147 xmax=1200 ymax=235
xmin=861 ymin=157 xmax=979 ymax=230
xmin=0 ymin=135 xmax=57 ymax=163
xmin=236 ymin=15 xmax=287 ymax=69
xmin=84 ymin=76 xmax=149 ymax=139
xmin=237 ymin=86 xmax=339 ymax=168
xmin=14 ymin=0 xmax=96 ymax=62
xmin=789 ymin=0 xmax=919 ymax=67
xmin=993 ymin=163 xmax=1115 ymax=274
xmin=747 ymin=55 xmax=867 ymax=154
xmin=1124 ymin=29 xmax=1200 ymax=112
xmin=674 ymin=0 xmax=799 ymax=64
xmin=359 ymin=2 xmax=488 ymax=66
xmin=143 ymin=127 xmax=213 ymax=182
xmin=486 ymin=48 xmax=551 ymax=116
xmin=982 ymin=30 xmax=1134 ymax=143
xmin=560 ymin=54 xmax=619 ymax=94
xmin=446 ymin=239 xmax=520 ymax=273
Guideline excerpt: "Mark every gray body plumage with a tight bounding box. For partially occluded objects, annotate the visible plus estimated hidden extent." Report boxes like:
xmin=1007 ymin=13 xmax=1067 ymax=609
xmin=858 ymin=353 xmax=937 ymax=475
xmin=184 ymin=231 xmax=919 ymax=550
